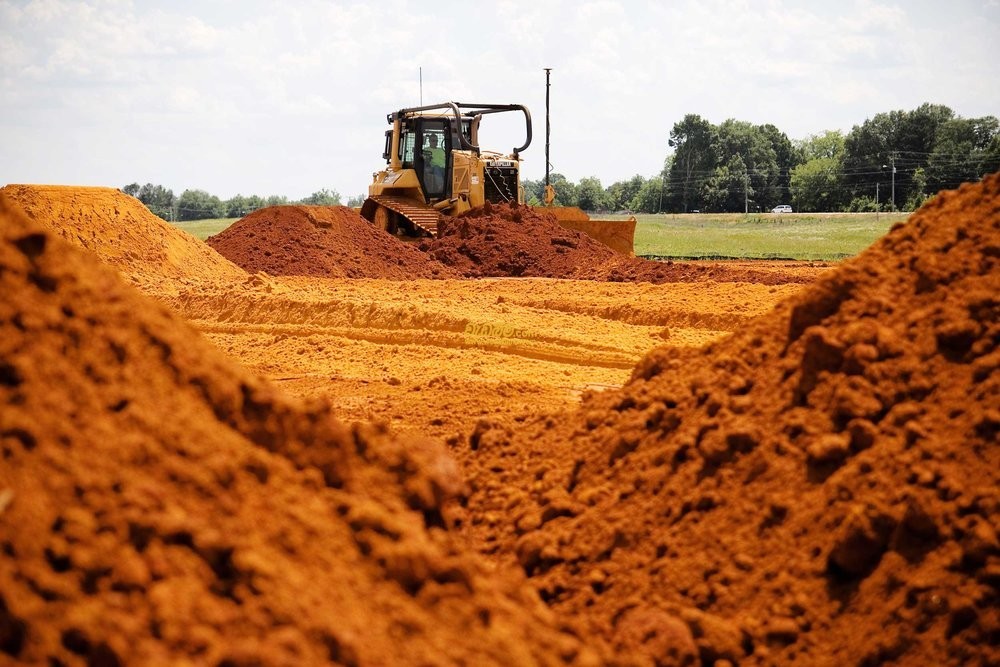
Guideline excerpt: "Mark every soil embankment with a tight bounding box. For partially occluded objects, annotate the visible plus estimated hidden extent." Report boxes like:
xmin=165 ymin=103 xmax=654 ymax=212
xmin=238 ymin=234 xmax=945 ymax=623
xmin=459 ymin=175 xmax=1000 ymax=665
xmin=0 ymin=194 xmax=589 ymax=665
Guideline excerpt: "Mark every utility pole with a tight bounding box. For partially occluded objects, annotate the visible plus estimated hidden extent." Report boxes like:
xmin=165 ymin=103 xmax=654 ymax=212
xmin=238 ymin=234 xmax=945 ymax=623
xmin=744 ymin=167 xmax=749 ymax=214
xmin=742 ymin=155 xmax=749 ymax=214
xmin=876 ymin=181 xmax=880 ymax=222
xmin=658 ymin=160 xmax=665 ymax=213
xmin=890 ymin=154 xmax=896 ymax=212
xmin=544 ymin=68 xmax=551 ymax=193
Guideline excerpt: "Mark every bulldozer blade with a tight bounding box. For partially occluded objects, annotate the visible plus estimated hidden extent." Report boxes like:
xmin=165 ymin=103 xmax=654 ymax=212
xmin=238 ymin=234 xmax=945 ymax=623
xmin=539 ymin=206 xmax=636 ymax=256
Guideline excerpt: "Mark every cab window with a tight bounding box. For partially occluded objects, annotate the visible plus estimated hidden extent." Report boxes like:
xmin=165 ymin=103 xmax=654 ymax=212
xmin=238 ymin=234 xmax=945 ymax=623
xmin=399 ymin=130 xmax=416 ymax=166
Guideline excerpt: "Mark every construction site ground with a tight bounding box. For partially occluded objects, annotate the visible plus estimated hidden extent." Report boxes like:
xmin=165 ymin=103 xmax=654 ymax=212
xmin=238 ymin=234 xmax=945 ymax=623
xmin=166 ymin=271 xmax=818 ymax=443
xmin=3 ymin=182 xmax=996 ymax=666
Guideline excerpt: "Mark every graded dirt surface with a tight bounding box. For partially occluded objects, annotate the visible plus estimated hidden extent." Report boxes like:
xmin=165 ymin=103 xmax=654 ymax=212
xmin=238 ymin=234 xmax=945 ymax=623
xmin=161 ymin=276 xmax=802 ymax=443
xmin=4 ymin=177 xmax=996 ymax=667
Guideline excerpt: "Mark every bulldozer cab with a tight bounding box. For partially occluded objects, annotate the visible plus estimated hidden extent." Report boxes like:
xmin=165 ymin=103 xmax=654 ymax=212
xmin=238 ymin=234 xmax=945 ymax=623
xmin=365 ymin=102 xmax=531 ymax=238
xmin=405 ymin=119 xmax=453 ymax=201
xmin=384 ymin=115 xmax=478 ymax=203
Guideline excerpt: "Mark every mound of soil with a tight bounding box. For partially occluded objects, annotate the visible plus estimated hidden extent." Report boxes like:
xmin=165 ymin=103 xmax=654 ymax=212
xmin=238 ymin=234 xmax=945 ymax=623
xmin=421 ymin=202 xmax=811 ymax=285
xmin=460 ymin=175 xmax=1000 ymax=665
xmin=0 ymin=184 xmax=246 ymax=288
xmin=207 ymin=206 xmax=457 ymax=280
xmin=0 ymin=195 xmax=589 ymax=665
xmin=421 ymin=202 xmax=620 ymax=278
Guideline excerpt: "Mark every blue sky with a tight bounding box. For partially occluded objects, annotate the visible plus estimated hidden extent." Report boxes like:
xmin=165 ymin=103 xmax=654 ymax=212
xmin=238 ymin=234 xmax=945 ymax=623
xmin=1 ymin=0 xmax=998 ymax=201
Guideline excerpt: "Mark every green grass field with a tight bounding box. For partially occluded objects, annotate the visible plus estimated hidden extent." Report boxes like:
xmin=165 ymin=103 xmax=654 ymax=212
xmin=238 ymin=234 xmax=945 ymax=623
xmin=172 ymin=218 xmax=238 ymax=241
xmin=171 ymin=211 xmax=910 ymax=261
xmin=620 ymin=212 xmax=909 ymax=261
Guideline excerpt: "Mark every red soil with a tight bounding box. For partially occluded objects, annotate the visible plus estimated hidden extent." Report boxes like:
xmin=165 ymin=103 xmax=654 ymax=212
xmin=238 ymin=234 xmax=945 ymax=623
xmin=0 ymin=194 xmax=588 ymax=666
xmin=207 ymin=205 xmax=457 ymax=280
xmin=458 ymin=175 xmax=1000 ymax=665
xmin=2 ymin=171 xmax=996 ymax=667
xmin=421 ymin=202 xmax=812 ymax=285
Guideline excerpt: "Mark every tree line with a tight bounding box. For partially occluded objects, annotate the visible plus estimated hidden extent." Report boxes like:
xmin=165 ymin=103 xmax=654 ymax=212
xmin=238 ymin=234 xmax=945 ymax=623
xmin=523 ymin=103 xmax=999 ymax=213
xmin=121 ymin=184 xmax=366 ymax=222
xmin=126 ymin=102 xmax=998 ymax=220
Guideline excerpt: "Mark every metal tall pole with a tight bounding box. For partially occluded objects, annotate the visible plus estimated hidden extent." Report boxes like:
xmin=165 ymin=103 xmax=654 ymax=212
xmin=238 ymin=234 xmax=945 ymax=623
xmin=544 ymin=68 xmax=551 ymax=191
xmin=891 ymin=154 xmax=896 ymax=212
xmin=876 ymin=182 xmax=880 ymax=222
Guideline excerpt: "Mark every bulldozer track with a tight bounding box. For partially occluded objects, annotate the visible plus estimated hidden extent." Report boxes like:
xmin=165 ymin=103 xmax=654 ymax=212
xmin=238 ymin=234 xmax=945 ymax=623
xmin=362 ymin=195 xmax=442 ymax=237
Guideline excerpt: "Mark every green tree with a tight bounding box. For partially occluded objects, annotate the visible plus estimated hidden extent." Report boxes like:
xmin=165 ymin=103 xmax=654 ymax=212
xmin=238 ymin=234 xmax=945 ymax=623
xmin=525 ymin=173 xmax=578 ymax=207
xmin=521 ymin=178 xmax=544 ymax=205
xmin=246 ymin=195 xmax=266 ymax=212
xmin=905 ymin=167 xmax=929 ymax=211
xmin=346 ymin=194 xmax=367 ymax=208
xmin=122 ymin=183 xmax=140 ymax=198
xmin=796 ymin=130 xmax=846 ymax=161
xmin=843 ymin=111 xmax=900 ymax=205
xmin=225 ymin=194 xmax=249 ymax=218
xmin=715 ymin=120 xmax=781 ymax=212
xmin=136 ymin=183 xmax=175 ymax=221
xmin=847 ymin=195 xmax=879 ymax=212
xmin=926 ymin=115 xmax=1000 ymax=192
xmin=791 ymin=130 xmax=847 ymax=210
xmin=576 ymin=176 xmax=608 ymax=211
xmin=790 ymin=156 xmax=843 ymax=212
xmin=265 ymin=195 xmax=289 ymax=207
xmin=843 ymin=104 xmax=955 ymax=210
xmin=702 ymin=154 xmax=754 ymax=213
xmin=604 ymin=175 xmax=646 ymax=212
xmin=758 ymin=123 xmax=796 ymax=208
xmin=177 ymin=189 xmax=224 ymax=221
xmin=629 ymin=176 xmax=666 ymax=213
xmin=299 ymin=188 xmax=342 ymax=206
xmin=667 ymin=114 xmax=717 ymax=212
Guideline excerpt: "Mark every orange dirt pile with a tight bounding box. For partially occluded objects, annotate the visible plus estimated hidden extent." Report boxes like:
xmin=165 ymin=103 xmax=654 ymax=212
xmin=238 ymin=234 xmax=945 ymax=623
xmin=0 ymin=184 xmax=247 ymax=290
xmin=459 ymin=175 xmax=1000 ymax=665
xmin=207 ymin=205 xmax=458 ymax=279
xmin=0 ymin=196 xmax=593 ymax=665
xmin=422 ymin=202 xmax=811 ymax=285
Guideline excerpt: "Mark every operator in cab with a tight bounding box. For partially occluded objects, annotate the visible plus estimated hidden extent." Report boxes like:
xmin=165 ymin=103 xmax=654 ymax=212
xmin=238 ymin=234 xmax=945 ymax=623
xmin=425 ymin=134 xmax=446 ymax=193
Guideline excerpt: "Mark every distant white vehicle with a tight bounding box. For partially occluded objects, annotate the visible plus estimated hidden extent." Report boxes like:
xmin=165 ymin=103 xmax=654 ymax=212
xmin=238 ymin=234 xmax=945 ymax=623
xmin=772 ymin=204 xmax=793 ymax=213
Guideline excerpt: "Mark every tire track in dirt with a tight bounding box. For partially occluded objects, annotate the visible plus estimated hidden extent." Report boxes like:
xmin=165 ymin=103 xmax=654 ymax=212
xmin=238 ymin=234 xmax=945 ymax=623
xmin=469 ymin=279 xmax=806 ymax=330
xmin=189 ymin=318 xmax=640 ymax=369
xmin=164 ymin=283 xmax=676 ymax=370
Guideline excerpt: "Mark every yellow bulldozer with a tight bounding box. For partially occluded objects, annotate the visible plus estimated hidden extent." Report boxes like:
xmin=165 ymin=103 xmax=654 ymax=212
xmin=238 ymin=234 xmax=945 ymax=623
xmin=360 ymin=101 xmax=635 ymax=255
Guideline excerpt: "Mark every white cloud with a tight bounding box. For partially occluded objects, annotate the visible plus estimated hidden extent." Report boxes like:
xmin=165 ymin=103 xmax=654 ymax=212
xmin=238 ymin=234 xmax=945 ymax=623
xmin=0 ymin=0 xmax=997 ymax=198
